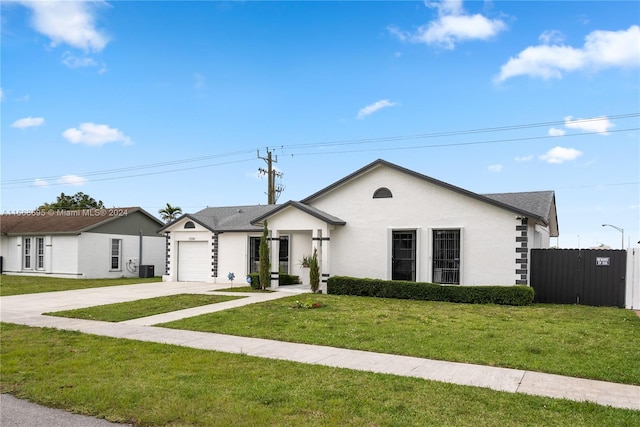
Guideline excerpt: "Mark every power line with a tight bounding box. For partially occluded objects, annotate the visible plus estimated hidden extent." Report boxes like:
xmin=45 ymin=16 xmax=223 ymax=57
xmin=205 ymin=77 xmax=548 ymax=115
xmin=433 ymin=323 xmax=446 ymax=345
xmin=2 ymin=114 xmax=638 ymax=189
xmin=1 ymin=149 xmax=257 ymax=185
xmin=2 ymin=158 xmax=256 ymax=189
xmin=283 ymin=113 xmax=640 ymax=149
xmin=288 ymin=127 xmax=640 ymax=157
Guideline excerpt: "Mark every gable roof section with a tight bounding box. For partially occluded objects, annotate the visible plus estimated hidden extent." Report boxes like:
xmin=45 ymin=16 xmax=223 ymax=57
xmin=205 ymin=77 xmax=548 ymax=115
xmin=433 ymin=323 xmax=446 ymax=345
xmin=0 ymin=207 xmax=163 ymax=235
xmin=300 ymin=159 xmax=553 ymax=226
xmin=250 ymin=200 xmax=346 ymax=226
xmin=482 ymin=191 xmax=555 ymax=223
xmin=161 ymin=205 xmax=281 ymax=233
xmin=483 ymin=191 xmax=559 ymax=236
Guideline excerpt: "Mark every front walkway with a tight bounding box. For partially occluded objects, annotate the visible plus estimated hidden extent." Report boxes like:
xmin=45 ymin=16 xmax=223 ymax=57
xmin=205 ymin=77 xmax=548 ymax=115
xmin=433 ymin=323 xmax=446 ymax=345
xmin=1 ymin=281 xmax=638 ymax=411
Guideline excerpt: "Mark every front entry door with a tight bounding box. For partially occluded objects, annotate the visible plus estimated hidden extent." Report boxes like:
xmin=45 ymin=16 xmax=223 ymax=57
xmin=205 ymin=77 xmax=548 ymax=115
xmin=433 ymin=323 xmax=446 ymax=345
xmin=392 ymin=231 xmax=416 ymax=281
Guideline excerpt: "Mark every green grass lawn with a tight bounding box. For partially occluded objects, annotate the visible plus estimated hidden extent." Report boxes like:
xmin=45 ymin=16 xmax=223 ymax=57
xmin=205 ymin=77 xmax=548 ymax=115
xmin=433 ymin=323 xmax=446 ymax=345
xmin=2 ymin=323 xmax=638 ymax=427
xmin=0 ymin=274 xmax=162 ymax=296
xmin=161 ymin=294 xmax=640 ymax=385
xmin=46 ymin=294 xmax=245 ymax=322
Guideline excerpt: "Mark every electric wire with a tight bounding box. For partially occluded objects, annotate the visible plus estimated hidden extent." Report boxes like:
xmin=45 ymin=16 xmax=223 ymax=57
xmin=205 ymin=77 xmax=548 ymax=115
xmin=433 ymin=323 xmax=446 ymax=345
xmin=2 ymin=113 xmax=639 ymax=189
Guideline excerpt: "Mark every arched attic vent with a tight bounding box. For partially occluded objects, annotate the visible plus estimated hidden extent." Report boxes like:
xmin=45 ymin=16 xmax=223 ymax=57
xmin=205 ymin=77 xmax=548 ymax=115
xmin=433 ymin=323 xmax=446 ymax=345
xmin=373 ymin=187 xmax=393 ymax=199
xmin=184 ymin=221 xmax=196 ymax=229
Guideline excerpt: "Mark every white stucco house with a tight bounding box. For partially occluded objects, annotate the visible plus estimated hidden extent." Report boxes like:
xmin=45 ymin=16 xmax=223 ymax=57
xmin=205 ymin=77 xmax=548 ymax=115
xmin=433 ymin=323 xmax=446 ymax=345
xmin=161 ymin=160 xmax=558 ymax=290
xmin=0 ymin=207 xmax=166 ymax=279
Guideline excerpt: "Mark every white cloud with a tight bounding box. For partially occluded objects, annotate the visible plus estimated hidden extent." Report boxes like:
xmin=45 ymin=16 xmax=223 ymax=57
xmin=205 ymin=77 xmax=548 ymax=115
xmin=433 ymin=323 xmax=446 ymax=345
xmin=390 ymin=0 xmax=506 ymax=50
xmin=539 ymin=30 xmax=565 ymax=45
xmin=548 ymin=127 xmax=566 ymax=137
xmin=62 ymin=53 xmax=97 ymax=68
xmin=540 ymin=146 xmax=582 ymax=164
xmin=11 ymin=116 xmax=45 ymax=129
xmin=564 ymin=115 xmax=614 ymax=135
xmin=57 ymin=175 xmax=87 ymax=186
xmin=496 ymin=25 xmax=640 ymax=82
xmin=33 ymin=178 xmax=49 ymax=188
xmin=515 ymin=155 xmax=533 ymax=162
xmin=357 ymin=99 xmax=398 ymax=119
xmin=488 ymin=164 xmax=503 ymax=172
xmin=62 ymin=122 xmax=132 ymax=146
xmin=20 ymin=0 xmax=109 ymax=52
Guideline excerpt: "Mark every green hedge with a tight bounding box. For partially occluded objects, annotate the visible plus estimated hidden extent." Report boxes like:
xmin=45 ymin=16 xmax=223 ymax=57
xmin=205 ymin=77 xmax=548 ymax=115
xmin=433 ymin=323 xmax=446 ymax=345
xmin=326 ymin=276 xmax=534 ymax=306
xmin=246 ymin=273 xmax=300 ymax=289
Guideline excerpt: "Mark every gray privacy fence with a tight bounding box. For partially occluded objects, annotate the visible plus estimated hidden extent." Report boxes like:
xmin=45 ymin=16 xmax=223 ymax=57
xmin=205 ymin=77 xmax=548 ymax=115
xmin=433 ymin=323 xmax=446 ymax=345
xmin=531 ymin=248 xmax=639 ymax=309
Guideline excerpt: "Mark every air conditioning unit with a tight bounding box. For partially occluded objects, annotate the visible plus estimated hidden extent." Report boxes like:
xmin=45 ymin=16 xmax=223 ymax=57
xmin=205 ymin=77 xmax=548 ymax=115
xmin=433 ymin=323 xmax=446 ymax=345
xmin=139 ymin=265 xmax=155 ymax=278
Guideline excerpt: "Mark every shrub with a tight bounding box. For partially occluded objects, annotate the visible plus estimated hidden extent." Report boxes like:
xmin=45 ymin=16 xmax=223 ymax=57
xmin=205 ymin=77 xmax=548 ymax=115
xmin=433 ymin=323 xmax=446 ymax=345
xmin=326 ymin=276 xmax=534 ymax=306
xmin=279 ymin=274 xmax=300 ymax=286
xmin=247 ymin=272 xmax=300 ymax=289
xmin=309 ymin=248 xmax=320 ymax=293
xmin=247 ymin=273 xmax=261 ymax=290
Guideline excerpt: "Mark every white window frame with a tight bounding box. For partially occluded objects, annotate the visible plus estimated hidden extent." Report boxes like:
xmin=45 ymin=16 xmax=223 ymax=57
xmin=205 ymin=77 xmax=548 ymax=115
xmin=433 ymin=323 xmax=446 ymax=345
xmin=428 ymin=227 xmax=464 ymax=285
xmin=23 ymin=237 xmax=32 ymax=270
xmin=36 ymin=237 xmax=45 ymax=270
xmin=387 ymin=227 xmax=421 ymax=281
xmin=278 ymin=235 xmax=290 ymax=274
xmin=110 ymin=238 xmax=122 ymax=271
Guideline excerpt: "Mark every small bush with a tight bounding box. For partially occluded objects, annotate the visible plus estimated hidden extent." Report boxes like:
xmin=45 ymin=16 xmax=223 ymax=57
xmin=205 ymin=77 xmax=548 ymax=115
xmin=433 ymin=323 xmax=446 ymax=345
xmin=246 ymin=272 xmax=299 ymax=289
xmin=247 ymin=273 xmax=261 ymax=290
xmin=279 ymin=274 xmax=300 ymax=286
xmin=327 ymin=276 xmax=534 ymax=306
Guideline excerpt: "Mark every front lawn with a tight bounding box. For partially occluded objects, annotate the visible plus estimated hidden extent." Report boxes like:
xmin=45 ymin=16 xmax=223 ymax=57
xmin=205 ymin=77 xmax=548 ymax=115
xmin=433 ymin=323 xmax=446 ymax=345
xmin=0 ymin=275 xmax=161 ymax=296
xmin=2 ymin=323 xmax=638 ymax=426
xmin=161 ymin=294 xmax=640 ymax=385
xmin=45 ymin=294 xmax=245 ymax=322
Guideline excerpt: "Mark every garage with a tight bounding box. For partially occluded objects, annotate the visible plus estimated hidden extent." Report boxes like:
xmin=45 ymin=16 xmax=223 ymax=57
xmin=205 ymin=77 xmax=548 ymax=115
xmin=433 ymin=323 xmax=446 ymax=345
xmin=177 ymin=241 xmax=210 ymax=282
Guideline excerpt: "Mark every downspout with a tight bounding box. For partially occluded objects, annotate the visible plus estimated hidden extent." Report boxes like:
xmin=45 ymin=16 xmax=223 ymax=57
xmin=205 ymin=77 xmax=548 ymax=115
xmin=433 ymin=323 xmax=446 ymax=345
xmin=139 ymin=230 xmax=143 ymax=269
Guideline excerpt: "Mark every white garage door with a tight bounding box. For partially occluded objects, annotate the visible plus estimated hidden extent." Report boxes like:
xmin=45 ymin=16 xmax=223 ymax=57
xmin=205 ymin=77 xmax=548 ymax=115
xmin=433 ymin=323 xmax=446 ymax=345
xmin=177 ymin=241 xmax=210 ymax=282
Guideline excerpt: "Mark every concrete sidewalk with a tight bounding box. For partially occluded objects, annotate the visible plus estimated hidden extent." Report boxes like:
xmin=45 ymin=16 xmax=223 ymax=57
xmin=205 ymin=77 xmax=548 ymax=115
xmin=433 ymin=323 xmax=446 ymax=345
xmin=1 ymin=281 xmax=639 ymax=411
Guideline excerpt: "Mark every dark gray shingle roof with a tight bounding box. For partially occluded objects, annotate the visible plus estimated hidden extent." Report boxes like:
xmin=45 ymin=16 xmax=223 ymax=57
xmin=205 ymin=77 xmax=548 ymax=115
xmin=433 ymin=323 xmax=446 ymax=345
xmin=189 ymin=205 xmax=280 ymax=232
xmin=482 ymin=191 xmax=555 ymax=223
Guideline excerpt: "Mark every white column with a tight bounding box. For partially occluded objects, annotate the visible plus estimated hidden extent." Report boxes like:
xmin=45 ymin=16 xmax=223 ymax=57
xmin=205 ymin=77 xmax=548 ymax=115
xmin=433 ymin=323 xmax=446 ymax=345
xmin=320 ymin=228 xmax=330 ymax=294
xmin=270 ymin=229 xmax=280 ymax=289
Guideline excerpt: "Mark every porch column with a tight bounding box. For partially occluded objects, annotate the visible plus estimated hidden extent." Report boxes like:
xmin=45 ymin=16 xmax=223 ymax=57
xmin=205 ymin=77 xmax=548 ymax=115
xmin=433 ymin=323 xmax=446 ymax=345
xmin=312 ymin=228 xmax=330 ymax=293
xmin=270 ymin=229 xmax=280 ymax=289
xmin=320 ymin=229 xmax=330 ymax=294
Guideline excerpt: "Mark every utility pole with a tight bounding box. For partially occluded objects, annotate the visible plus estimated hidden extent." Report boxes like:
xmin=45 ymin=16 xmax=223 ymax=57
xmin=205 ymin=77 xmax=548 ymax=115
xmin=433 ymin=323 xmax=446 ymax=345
xmin=258 ymin=148 xmax=284 ymax=204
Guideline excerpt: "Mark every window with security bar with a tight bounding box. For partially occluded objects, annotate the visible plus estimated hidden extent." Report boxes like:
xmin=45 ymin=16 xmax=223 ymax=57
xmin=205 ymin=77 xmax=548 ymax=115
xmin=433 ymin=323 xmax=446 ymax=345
xmin=432 ymin=229 xmax=460 ymax=284
xmin=249 ymin=236 xmax=290 ymax=274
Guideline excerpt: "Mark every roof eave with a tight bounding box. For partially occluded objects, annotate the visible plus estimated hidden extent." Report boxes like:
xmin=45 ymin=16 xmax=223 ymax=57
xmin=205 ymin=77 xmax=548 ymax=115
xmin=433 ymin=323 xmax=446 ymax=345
xmin=250 ymin=201 xmax=346 ymax=226
xmin=301 ymin=159 xmax=547 ymax=223
xmin=158 ymin=214 xmax=216 ymax=233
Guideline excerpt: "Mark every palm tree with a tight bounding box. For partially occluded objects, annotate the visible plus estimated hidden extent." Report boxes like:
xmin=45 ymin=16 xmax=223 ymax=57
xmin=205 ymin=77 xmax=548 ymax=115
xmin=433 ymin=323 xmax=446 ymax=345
xmin=158 ymin=203 xmax=182 ymax=223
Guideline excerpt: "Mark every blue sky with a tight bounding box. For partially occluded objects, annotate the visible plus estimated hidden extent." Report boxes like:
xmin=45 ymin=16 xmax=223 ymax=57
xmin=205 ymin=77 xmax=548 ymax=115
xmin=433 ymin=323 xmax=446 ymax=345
xmin=1 ymin=0 xmax=638 ymax=249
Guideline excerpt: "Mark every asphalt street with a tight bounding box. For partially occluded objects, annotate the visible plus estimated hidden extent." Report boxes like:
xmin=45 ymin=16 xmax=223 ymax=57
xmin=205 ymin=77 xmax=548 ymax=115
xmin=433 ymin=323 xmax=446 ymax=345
xmin=0 ymin=394 xmax=131 ymax=427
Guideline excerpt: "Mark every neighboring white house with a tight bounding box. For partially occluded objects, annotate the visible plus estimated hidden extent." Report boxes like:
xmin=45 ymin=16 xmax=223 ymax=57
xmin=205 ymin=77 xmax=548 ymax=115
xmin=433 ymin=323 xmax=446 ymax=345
xmin=0 ymin=207 xmax=166 ymax=279
xmin=161 ymin=159 xmax=558 ymax=290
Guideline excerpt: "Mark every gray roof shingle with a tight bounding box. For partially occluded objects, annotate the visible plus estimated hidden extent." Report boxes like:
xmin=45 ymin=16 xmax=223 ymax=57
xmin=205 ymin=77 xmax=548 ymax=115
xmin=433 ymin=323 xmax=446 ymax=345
xmin=482 ymin=191 xmax=555 ymax=223
xmin=188 ymin=205 xmax=281 ymax=232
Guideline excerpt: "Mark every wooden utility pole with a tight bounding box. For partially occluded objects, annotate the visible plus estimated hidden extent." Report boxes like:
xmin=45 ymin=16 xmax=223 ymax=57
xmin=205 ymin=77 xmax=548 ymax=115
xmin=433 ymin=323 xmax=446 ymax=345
xmin=258 ymin=148 xmax=284 ymax=204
